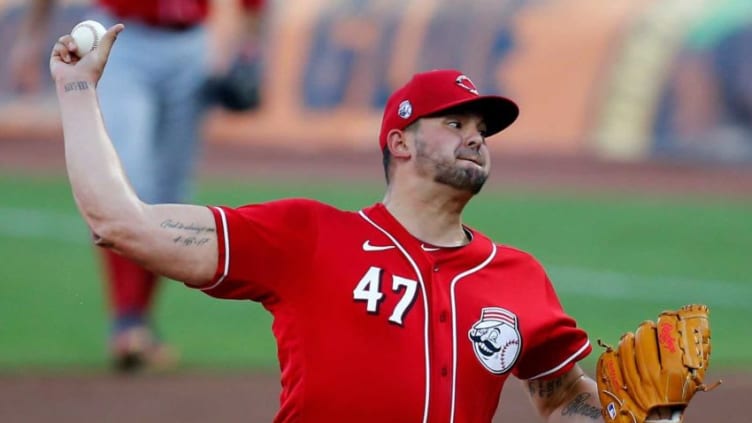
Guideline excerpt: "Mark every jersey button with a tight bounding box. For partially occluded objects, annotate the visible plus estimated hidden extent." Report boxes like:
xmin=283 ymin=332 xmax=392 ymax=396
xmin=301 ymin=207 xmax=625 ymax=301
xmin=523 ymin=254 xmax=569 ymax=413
xmin=441 ymin=366 xmax=448 ymax=377
xmin=433 ymin=266 xmax=439 ymax=272
xmin=439 ymin=311 xmax=447 ymax=322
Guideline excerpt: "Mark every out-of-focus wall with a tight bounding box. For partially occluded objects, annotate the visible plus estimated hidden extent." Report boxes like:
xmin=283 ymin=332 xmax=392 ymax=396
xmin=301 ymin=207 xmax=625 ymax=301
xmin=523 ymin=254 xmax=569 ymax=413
xmin=1 ymin=0 xmax=751 ymax=163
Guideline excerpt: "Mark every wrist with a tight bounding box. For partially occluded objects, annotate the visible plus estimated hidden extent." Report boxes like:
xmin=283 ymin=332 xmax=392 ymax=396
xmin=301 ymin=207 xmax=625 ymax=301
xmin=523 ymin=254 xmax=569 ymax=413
xmin=55 ymin=78 xmax=97 ymax=94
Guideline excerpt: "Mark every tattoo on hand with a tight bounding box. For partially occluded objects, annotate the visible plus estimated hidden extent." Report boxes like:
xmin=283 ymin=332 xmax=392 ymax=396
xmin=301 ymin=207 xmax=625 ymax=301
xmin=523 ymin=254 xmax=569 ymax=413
xmin=561 ymin=393 xmax=601 ymax=419
xmin=63 ymin=81 xmax=90 ymax=92
xmin=528 ymin=378 xmax=562 ymax=398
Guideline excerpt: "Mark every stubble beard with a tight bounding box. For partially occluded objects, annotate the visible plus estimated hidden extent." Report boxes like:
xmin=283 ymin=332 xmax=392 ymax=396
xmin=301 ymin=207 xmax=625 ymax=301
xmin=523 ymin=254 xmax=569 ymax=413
xmin=415 ymin=137 xmax=488 ymax=195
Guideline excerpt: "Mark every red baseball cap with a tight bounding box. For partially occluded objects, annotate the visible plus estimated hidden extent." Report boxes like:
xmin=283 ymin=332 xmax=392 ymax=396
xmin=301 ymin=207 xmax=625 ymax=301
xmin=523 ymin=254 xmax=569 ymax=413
xmin=379 ymin=69 xmax=519 ymax=149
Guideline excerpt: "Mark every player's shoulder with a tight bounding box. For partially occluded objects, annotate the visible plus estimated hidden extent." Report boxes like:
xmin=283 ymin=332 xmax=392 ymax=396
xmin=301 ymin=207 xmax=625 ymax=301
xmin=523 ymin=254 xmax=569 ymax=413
xmin=234 ymin=197 xmax=353 ymax=220
xmin=465 ymin=228 xmax=544 ymax=269
xmin=259 ymin=197 xmax=336 ymax=210
xmin=495 ymin=243 xmax=535 ymax=259
xmin=493 ymin=243 xmax=547 ymax=274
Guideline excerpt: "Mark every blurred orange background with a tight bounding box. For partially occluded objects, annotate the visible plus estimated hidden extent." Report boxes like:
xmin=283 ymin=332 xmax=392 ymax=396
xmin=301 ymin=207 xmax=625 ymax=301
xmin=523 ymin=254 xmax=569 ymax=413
xmin=2 ymin=0 xmax=751 ymax=163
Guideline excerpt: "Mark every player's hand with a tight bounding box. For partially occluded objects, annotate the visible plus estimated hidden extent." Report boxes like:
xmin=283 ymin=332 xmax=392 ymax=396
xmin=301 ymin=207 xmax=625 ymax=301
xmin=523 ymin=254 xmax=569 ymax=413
xmin=49 ymin=24 xmax=124 ymax=87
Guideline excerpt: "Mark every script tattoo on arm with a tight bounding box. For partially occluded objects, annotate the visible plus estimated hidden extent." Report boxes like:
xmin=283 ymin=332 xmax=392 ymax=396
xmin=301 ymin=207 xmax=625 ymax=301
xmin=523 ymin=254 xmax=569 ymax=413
xmin=160 ymin=219 xmax=215 ymax=248
xmin=63 ymin=81 xmax=91 ymax=92
xmin=560 ymin=393 xmax=601 ymax=419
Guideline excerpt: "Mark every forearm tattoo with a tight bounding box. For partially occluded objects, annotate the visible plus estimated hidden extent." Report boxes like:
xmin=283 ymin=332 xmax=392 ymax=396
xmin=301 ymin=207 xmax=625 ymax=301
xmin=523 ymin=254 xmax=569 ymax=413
xmin=560 ymin=393 xmax=601 ymax=419
xmin=160 ymin=219 xmax=215 ymax=248
xmin=528 ymin=378 xmax=562 ymax=398
xmin=63 ymin=81 xmax=91 ymax=92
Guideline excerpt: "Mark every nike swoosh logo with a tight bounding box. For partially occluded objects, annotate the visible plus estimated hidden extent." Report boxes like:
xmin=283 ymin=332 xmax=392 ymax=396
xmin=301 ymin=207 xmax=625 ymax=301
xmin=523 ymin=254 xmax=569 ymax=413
xmin=421 ymin=244 xmax=440 ymax=252
xmin=362 ymin=240 xmax=395 ymax=251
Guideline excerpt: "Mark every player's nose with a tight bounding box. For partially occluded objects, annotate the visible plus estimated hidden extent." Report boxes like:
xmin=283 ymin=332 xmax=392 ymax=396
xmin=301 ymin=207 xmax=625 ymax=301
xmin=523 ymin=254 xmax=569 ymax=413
xmin=465 ymin=128 xmax=484 ymax=149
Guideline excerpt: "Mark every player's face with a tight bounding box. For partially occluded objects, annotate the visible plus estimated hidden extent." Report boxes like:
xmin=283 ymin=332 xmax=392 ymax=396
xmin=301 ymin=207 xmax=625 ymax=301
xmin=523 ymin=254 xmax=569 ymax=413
xmin=411 ymin=112 xmax=490 ymax=194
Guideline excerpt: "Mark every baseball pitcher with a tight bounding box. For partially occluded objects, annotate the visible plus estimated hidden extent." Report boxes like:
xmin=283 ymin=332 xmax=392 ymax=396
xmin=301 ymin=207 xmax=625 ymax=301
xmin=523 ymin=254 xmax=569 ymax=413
xmin=48 ymin=23 xmax=717 ymax=422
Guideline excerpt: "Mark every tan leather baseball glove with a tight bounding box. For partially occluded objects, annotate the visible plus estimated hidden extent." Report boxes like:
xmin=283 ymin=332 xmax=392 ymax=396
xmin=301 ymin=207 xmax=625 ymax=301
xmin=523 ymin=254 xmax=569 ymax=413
xmin=596 ymin=304 xmax=721 ymax=423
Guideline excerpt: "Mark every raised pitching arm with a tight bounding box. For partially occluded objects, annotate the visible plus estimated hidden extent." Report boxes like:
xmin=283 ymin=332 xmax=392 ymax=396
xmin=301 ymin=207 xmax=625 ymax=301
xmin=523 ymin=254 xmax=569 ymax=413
xmin=50 ymin=24 xmax=217 ymax=287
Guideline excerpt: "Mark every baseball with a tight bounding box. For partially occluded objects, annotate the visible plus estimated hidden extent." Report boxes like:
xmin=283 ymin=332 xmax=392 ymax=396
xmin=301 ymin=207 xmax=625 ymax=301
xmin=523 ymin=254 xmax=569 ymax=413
xmin=70 ymin=20 xmax=107 ymax=57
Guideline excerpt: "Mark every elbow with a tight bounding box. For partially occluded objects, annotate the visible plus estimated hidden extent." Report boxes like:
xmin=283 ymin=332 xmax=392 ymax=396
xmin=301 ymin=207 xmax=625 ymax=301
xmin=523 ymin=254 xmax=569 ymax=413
xmin=75 ymin=195 xmax=145 ymax=250
xmin=91 ymin=231 xmax=115 ymax=248
xmin=83 ymin=206 xmax=142 ymax=251
xmin=87 ymin=217 xmax=131 ymax=250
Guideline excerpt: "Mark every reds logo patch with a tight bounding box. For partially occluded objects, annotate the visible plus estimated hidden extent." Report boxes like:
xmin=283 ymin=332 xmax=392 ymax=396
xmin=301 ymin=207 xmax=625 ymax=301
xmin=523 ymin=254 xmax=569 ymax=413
xmin=455 ymin=74 xmax=479 ymax=95
xmin=398 ymin=100 xmax=413 ymax=119
xmin=468 ymin=307 xmax=521 ymax=374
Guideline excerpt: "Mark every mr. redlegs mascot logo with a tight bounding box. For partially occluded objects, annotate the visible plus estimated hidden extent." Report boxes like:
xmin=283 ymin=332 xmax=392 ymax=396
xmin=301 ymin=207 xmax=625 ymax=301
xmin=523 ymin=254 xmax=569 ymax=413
xmin=468 ymin=307 xmax=522 ymax=374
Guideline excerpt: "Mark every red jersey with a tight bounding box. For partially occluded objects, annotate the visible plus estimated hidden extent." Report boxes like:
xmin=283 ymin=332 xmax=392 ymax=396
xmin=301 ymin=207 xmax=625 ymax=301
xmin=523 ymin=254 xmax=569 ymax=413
xmin=196 ymin=199 xmax=591 ymax=423
xmin=98 ymin=0 xmax=264 ymax=27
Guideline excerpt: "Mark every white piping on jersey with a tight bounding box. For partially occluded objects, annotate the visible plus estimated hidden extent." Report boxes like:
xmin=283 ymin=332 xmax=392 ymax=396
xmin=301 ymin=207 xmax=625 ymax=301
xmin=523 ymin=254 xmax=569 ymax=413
xmin=527 ymin=339 xmax=591 ymax=380
xmin=420 ymin=244 xmax=441 ymax=252
xmin=358 ymin=210 xmax=431 ymax=423
xmin=202 ymin=206 xmax=230 ymax=291
xmin=449 ymin=242 xmax=497 ymax=423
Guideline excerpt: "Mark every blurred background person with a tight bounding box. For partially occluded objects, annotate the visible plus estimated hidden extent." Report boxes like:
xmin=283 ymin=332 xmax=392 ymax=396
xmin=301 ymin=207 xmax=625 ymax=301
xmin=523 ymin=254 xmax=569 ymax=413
xmin=8 ymin=0 xmax=266 ymax=373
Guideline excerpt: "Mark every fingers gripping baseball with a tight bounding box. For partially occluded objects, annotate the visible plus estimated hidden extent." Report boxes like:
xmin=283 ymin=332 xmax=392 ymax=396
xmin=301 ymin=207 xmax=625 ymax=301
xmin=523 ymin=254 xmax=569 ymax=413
xmin=49 ymin=23 xmax=125 ymax=86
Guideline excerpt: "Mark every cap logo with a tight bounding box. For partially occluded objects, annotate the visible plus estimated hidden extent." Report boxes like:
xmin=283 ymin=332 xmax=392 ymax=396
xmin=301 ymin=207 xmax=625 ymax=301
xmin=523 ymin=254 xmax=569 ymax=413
xmin=455 ymin=75 xmax=479 ymax=95
xmin=398 ymin=100 xmax=413 ymax=119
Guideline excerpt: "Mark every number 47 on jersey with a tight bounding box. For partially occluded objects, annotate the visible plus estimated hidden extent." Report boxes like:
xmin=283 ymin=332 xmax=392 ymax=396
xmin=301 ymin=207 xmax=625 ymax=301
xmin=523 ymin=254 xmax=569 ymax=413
xmin=353 ymin=266 xmax=418 ymax=326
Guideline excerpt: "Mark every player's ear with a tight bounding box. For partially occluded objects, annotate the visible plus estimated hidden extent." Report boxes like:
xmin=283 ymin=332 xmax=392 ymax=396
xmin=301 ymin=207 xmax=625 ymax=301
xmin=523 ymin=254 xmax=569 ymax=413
xmin=386 ymin=128 xmax=411 ymax=159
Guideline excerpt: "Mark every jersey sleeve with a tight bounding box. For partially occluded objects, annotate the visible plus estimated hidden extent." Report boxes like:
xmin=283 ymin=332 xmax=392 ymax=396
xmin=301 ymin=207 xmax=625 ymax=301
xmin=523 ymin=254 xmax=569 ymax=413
xmin=512 ymin=262 xmax=592 ymax=380
xmin=195 ymin=198 xmax=321 ymax=302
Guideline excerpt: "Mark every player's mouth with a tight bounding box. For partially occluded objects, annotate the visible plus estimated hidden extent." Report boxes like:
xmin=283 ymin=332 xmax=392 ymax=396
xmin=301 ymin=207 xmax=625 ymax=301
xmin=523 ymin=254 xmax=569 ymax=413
xmin=457 ymin=156 xmax=484 ymax=166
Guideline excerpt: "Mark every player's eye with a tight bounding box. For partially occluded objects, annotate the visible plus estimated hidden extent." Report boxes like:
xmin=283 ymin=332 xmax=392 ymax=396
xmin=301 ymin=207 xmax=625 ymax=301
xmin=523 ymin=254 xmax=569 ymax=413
xmin=447 ymin=120 xmax=462 ymax=129
xmin=477 ymin=120 xmax=488 ymax=137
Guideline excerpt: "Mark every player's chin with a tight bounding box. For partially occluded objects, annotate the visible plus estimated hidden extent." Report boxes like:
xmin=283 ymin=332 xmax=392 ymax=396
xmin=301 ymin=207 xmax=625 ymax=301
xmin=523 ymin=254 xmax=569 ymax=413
xmin=457 ymin=170 xmax=488 ymax=194
xmin=459 ymin=160 xmax=489 ymax=178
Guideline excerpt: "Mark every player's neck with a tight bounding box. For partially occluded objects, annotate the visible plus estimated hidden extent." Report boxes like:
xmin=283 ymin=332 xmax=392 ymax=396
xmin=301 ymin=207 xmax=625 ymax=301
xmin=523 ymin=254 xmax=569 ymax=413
xmin=382 ymin=183 xmax=471 ymax=247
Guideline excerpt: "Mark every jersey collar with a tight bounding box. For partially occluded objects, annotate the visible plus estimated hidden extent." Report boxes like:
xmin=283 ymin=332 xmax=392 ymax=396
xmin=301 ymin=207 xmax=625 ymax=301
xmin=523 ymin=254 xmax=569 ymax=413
xmin=360 ymin=203 xmax=493 ymax=259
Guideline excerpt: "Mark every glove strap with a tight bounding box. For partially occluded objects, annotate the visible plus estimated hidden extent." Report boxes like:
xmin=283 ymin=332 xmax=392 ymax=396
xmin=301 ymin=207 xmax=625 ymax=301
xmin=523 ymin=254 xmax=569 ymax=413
xmin=697 ymin=379 xmax=722 ymax=392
